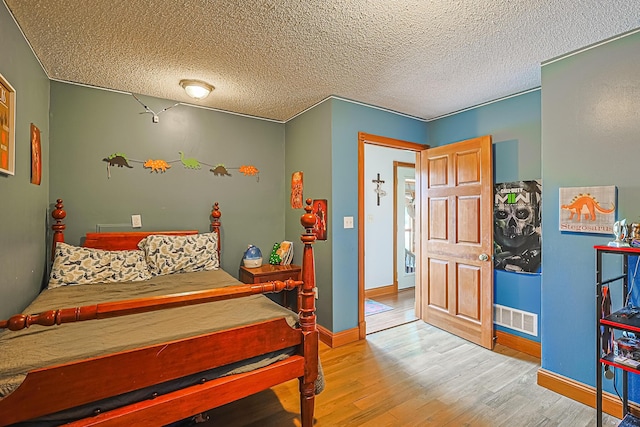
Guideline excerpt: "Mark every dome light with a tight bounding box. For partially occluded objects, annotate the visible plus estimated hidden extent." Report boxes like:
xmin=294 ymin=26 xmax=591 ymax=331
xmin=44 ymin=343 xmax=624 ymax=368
xmin=179 ymin=79 xmax=214 ymax=100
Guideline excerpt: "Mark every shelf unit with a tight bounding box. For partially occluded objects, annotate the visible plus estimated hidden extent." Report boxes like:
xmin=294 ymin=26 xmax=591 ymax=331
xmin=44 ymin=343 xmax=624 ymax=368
xmin=596 ymin=245 xmax=640 ymax=427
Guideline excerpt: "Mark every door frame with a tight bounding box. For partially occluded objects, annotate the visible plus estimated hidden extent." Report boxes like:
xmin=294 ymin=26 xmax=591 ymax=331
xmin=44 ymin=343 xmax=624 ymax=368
xmin=357 ymin=132 xmax=428 ymax=339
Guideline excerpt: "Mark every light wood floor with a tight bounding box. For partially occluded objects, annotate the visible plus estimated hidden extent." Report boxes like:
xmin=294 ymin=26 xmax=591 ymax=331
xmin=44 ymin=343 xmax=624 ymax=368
xmin=197 ymin=321 xmax=621 ymax=426
xmin=366 ymin=288 xmax=418 ymax=335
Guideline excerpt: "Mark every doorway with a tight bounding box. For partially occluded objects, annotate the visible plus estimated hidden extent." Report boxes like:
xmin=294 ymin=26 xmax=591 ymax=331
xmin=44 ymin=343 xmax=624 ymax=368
xmin=358 ymin=133 xmax=494 ymax=346
xmin=358 ymin=133 xmax=427 ymax=338
xmin=364 ymin=161 xmax=418 ymax=334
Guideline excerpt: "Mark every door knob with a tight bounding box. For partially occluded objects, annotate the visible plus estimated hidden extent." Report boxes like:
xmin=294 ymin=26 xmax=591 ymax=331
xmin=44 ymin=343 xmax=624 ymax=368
xmin=478 ymin=253 xmax=490 ymax=262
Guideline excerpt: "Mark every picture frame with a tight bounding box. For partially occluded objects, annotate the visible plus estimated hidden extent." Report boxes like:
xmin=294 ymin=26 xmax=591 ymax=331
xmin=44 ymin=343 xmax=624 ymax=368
xmin=312 ymin=199 xmax=328 ymax=241
xmin=0 ymin=72 xmax=15 ymax=176
xmin=30 ymin=123 xmax=42 ymax=185
xmin=290 ymin=171 xmax=303 ymax=209
xmin=559 ymin=185 xmax=616 ymax=234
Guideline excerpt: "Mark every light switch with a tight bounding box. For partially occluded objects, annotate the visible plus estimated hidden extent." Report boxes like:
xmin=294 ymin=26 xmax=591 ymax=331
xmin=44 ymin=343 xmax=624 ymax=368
xmin=344 ymin=216 xmax=354 ymax=229
xmin=131 ymin=214 xmax=142 ymax=228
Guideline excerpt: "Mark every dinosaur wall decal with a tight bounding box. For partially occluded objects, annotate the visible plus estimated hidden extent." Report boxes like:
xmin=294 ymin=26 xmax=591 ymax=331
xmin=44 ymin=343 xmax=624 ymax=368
xmin=561 ymin=193 xmax=615 ymax=221
xmin=103 ymin=154 xmax=133 ymax=168
xmin=178 ymin=151 xmax=201 ymax=169
xmin=210 ymin=164 xmax=231 ymax=176
xmin=100 ymin=151 xmax=258 ymax=180
xmin=239 ymin=165 xmax=259 ymax=176
xmin=143 ymin=159 xmax=171 ymax=173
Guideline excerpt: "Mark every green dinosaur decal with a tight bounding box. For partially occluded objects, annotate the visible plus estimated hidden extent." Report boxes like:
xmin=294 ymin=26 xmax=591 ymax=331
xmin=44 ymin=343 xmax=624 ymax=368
xmin=178 ymin=151 xmax=201 ymax=169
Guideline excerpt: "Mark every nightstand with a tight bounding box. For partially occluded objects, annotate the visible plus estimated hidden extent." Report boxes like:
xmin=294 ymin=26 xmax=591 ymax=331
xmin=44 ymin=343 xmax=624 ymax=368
xmin=239 ymin=264 xmax=302 ymax=310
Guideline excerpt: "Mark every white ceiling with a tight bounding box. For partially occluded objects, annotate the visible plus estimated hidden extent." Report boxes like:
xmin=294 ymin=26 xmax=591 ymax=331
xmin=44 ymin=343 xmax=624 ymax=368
xmin=4 ymin=1 xmax=640 ymax=122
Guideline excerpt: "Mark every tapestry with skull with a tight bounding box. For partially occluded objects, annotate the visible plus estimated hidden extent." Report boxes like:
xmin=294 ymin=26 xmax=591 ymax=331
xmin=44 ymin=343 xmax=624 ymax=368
xmin=494 ymin=180 xmax=542 ymax=274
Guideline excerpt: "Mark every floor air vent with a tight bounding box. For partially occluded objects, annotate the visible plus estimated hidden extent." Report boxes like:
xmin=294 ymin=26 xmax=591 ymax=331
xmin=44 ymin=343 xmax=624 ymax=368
xmin=493 ymin=304 xmax=538 ymax=337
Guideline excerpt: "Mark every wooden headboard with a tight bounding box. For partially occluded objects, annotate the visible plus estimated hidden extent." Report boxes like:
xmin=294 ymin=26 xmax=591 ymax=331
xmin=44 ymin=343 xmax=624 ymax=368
xmin=83 ymin=231 xmax=199 ymax=250
xmin=50 ymin=200 xmax=222 ymax=259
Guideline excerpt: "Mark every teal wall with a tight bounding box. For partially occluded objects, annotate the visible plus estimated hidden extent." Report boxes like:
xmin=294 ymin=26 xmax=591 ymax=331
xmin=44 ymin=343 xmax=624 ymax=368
xmin=0 ymin=2 xmax=50 ymax=319
xmin=428 ymin=91 xmax=542 ymax=342
xmin=286 ymin=98 xmax=427 ymax=332
xmin=49 ymin=82 xmax=286 ymax=275
xmin=331 ymin=99 xmax=427 ymax=332
xmin=284 ymin=100 xmax=333 ymax=328
xmin=541 ymin=30 xmax=640 ymax=393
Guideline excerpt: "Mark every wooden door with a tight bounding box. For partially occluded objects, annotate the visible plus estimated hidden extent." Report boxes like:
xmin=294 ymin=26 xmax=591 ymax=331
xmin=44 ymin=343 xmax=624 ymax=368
xmin=419 ymin=135 xmax=494 ymax=349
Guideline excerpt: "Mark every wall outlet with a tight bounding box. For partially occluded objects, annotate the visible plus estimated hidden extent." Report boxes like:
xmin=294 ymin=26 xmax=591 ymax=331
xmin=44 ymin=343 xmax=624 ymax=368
xmin=344 ymin=216 xmax=354 ymax=229
xmin=131 ymin=214 xmax=142 ymax=228
xmin=313 ymin=286 xmax=318 ymax=299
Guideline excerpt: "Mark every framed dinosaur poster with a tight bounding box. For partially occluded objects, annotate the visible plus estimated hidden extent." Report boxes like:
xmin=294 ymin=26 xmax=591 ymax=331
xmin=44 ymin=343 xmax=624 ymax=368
xmin=559 ymin=185 xmax=616 ymax=234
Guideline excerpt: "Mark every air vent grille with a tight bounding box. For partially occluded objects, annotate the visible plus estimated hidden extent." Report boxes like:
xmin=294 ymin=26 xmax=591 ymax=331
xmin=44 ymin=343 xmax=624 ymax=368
xmin=493 ymin=304 xmax=538 ymax=336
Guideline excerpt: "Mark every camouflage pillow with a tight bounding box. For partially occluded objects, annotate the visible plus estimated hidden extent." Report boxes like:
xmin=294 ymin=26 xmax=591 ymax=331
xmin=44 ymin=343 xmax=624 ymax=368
xmin=138 ymin=232 xmax=220 ymax=276
xmin=48 ymin=242 xmax=152 ymax=289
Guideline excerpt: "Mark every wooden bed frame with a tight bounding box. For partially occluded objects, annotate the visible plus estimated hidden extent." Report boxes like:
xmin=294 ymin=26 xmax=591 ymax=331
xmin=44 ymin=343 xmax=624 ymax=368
xmin=0 ymin=199 xmax=319 ymax=426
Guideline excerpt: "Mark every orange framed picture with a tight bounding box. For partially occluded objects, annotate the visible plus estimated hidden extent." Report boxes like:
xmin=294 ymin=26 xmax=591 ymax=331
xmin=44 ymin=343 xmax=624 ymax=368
xmin=0 ymin=73 xmax=16 ymax=176
xmin=30 ymin=123 xmax=42 ymax=185
xmin=291 ymin=171 xmax=303 ymax=209
xmin=312 ymin=199 xmax=327 ymax=241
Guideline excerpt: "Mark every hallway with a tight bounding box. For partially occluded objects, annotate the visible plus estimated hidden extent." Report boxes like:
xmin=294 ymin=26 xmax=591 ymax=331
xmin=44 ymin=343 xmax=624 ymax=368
xmin=366 ymin=288 xmax=418 ymax=334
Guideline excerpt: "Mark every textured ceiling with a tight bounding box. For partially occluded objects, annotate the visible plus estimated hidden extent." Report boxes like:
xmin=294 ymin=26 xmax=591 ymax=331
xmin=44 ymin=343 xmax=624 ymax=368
xmin=4 ymin=1 xmax=640 ymax=122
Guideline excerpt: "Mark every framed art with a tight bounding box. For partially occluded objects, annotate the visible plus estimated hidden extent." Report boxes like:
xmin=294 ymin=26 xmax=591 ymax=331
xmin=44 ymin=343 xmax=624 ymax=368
xmin=30 ymin=123 xmax=41 ymax=185
xmin=559 ymin=185 xmax=616 ymax=234
xmin=312 ymin=199 xmax=327 ymax=241
xmin=0 ymin=73 xmax=16 ymax=175
xmin=291 ymin=171 xmax=303 ymax=209
xmin=494 ymin=180 xmax=542 ymax=274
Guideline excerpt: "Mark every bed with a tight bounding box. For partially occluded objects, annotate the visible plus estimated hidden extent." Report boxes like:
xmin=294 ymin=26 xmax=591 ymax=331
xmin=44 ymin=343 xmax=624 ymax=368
xmin=0 ymin=199 xmax=320 ymax=426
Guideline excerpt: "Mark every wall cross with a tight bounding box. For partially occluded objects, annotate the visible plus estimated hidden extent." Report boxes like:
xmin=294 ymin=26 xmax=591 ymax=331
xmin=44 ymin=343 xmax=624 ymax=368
xmin=372 ymin=173 xmax=386 ymax=206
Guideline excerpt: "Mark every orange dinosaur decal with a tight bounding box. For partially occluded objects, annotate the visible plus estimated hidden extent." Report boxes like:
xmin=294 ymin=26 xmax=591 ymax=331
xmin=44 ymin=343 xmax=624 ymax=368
xmin=143 ymin=159 xmax=171 ymax=173
xmin=561 ymin=193 xmax=615 ymax=221
xmin=239 ymin=165 xmax=259 ymax=176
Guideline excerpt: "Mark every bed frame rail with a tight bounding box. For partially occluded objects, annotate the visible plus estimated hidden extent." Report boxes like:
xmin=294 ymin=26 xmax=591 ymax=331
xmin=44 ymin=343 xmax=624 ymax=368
xmin=0 ymin=279 xmax=302 ymax=331
xmin=0 ymin=318 xmax=303 ymax=425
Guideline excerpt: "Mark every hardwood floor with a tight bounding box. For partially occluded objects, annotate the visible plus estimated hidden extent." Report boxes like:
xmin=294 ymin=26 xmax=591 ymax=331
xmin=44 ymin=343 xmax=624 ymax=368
xmin=196 ymin=321 xmax=620 ymax=426
xmin=366 ymin=287 xmax=418 ymax=334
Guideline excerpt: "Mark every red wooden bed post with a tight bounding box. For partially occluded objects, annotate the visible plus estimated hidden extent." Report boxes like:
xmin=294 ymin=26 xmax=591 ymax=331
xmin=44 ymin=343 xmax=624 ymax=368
xmin=300 ymin=199 xmax=318 ymax=427
xmin=211 ymin=202 xmax=222 ymax=260
xmin=51 ymin=199 xmax=66 ymax=261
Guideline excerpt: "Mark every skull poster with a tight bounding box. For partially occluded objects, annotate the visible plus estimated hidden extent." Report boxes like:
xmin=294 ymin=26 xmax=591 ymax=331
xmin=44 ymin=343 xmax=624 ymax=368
xmin=494 ymin=180 xmax=542 ymax=274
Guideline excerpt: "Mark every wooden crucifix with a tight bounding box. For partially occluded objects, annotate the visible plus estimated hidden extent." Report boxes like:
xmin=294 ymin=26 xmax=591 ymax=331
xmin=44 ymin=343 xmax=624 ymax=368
xmin=372 ymin=173 xmax=386 ymax=206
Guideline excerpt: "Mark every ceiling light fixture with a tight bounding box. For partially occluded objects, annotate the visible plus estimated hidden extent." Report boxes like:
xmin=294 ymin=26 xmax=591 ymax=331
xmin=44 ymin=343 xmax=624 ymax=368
xmin=180 ymin=79 xmax=214 ymax=100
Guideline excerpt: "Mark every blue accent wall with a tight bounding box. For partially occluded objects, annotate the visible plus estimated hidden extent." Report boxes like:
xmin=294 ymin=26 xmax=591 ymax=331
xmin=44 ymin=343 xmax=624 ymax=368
xmin=428 ymin=91 xmax=542 ymax=342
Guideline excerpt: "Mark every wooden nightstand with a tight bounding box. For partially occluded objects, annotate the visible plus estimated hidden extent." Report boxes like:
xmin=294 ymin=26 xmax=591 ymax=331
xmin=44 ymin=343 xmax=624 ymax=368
xmin=239 ymin=264 xmax=302 ymax=309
